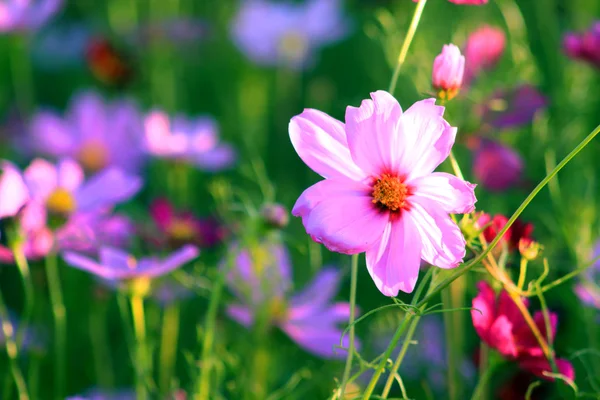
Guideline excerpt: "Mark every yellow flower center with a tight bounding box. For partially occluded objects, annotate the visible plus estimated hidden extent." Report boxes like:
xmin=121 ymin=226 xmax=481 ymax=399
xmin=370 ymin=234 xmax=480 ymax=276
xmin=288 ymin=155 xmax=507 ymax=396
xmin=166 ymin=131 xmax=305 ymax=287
xmin=46 ymin=188 xmax=76 ymax=215
xmin=279 ymin=32 xmax=308 ymax=62
xmin=371 ymin=174 xmax=408 ymax=211
xmin=77 ymin=140 xmax=109 ymax=172
xmin=268 ymin=297 xmax=288 ymax=322
xmin=167 ymin=220 xmax=196 ymax=241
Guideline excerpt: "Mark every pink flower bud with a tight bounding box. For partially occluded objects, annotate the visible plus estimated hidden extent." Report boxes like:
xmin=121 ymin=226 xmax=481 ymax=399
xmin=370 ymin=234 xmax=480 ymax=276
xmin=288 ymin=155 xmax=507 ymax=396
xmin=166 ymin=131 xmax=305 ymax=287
xmin=432 ymin=44 xmax=465 ymax=100
xmin=463 ymin=25 xmax=506 ymax=85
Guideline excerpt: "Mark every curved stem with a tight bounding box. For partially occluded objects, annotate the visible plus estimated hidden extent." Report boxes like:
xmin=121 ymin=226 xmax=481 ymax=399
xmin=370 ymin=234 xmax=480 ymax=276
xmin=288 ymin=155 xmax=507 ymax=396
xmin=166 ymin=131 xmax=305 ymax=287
xmin=338 ymin=254 xmax=359 ymax=399
xmin=0 ymin=290 xmax=29 ymax=399
xmin=380 ymin=316 xmax=420 ymax=397
xmin=45 ymin=252 xmax=66 ymax=399
xmin=517 ymin=258 xmax=528 ymax=290
xmin=130 ymin=294 xmax=148 ymax=400
xmin=388 ymin=0 xmax=428 ymax=94
xmin=416 ymin=123 xmax=600 ymax=308
xmin=197 ymin=270 xmax=226 ymax=400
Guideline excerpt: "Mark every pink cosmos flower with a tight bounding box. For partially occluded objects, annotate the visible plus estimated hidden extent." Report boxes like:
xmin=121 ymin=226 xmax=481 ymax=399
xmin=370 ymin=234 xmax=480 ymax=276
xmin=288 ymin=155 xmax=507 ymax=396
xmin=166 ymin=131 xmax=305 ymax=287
xmin=469 ymin=137 xmax=523 ymax=191
xmin=144 ymin=110 xmax=235 ymax=171
xmin=149 ymin=198 xmax=224 ymax=248
xmin=0 ymin=202 xmax=53 ymax=263
xmin=471 ymin=281 xmax=574 ymax=381
xmin=476 ymin=213 xmax=533 ymax=252
xmin=0 ymin=161 xmax=30 ymax=219
xmin=28 ymin=91 xmax=145 ymax=173
xmin=290 ymin=91 xmax=476 ymax=296
xmin=0 ymin=0 xmax=63 ymax=33
xmin=62 ymin=245 xmax=199 ymax=280
xmin=432 ymin=44 xmax=465 ymax=98
xmin=563 ymin=21 xmax=600 ymax=69
xmin=463 ymin=26 xmax=506 ymax=85
xmin=225 ymin=241 xmax=357 ymax=358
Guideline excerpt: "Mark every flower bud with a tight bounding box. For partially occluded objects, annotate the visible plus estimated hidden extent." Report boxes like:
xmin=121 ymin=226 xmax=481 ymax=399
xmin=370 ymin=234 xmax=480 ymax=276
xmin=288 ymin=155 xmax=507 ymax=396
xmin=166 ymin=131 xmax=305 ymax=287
xmin=518 ymin=238 xmax=541 ymax=261
xmin=432 ymin=44 xmax=465 ymax=101
xmin=463 ymin=25 xmax=505 ymax=84
xmin=261 ymin=203 xmax=289 ymax=229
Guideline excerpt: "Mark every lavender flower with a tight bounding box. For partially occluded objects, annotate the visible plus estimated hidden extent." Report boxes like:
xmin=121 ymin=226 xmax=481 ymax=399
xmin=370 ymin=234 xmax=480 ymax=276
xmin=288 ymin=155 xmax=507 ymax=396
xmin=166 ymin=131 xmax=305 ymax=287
xmin=230 ymin=0 xmax=349 ymax=69
xmin=66 ymin=388 xmax=135 ymax=400
xmin=144 ymin=110 xmax=235 ymax=171
xmin=0 ymin=0 xmax=63 ymax=33
xmin=575 ymin=241 xmax=600 ymax=309
xmin=470 ymin=137 xmax=523 ymax=191
xmin=28 ymin=91 xmax=145 ymax=173
xmin=225 ymin=241 xmax=357 ymax=358
xmin=62 ymin=245 xmax=199 ymax=281
xmin=480 ymin=85 xmax=547 ymax=129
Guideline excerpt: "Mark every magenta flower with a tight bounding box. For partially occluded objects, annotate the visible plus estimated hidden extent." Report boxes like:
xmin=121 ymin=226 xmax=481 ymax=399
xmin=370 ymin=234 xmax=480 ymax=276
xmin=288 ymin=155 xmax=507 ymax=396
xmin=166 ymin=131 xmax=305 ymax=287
xmin=225 ymin=242 xmax=357 ymax=358
xmin=432 ymin=44 xmax=465 ymax=99
xmin=0 ymin=0 xmax=63 ymax=33
xmin=470 ymin=137 xmax=523 ymax=192
xmin=480 ymin=85 xmax=547 ymax=129
xmin=28 ymin=91 xmax=145 ymax=173
xmin=463 ymin=26 xmax=505 ymax=85
xmin=471 ymin=281 xmax=575 ymax=381
xmin=290 ymin=91 xmax=476 ymax=296
xmin=563 ymin=21 xmax=600 ymax=69
xmin=231 ymin=0 xmax=349 ymax=69
xmin=23 ymin=158 xmax=141 ymax=217
xmin=144 ymin=110 xmax=235 ymax=171
xmin=575 ymin=241 xmax=600 ymax=310
xmin=62 ymin=245 xmax=199 ymax=280
xmin=149 ymin=198 xmax=224 ymax=248
xmin=414 ymin=0 xmax=487 ymax=4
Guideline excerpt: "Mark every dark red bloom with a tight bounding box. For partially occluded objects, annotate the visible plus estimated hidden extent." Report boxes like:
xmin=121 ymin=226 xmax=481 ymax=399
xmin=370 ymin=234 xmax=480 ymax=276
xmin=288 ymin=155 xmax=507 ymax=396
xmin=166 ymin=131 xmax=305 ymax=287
xmin=85 ymin=37 xmax=134 ymax=87
xmin=476 ymin=213 xmax=533 ymax=251
xmin=471 ymin=281 xmax=574 ymax=381
xmin=149 ymin=198 xmax=224 ymax=249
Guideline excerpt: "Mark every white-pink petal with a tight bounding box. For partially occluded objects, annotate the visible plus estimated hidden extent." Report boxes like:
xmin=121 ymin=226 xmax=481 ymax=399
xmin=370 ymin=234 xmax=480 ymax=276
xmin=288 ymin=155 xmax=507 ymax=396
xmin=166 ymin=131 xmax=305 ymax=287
xmin=409 ymin=172 xmax=476 ymax=214
xmin=56 ymin=159 xmax=84 ymax=192
xmin=398 ymin=99 xmax=456 ymax=179
xmin=24 ymin=158 xmax=58 ymax=201
xmin=365 ymin=216 xmax=422 ymax=296
xmin=407 ymin=197 xmax=466 ymax=269
xmin=345 ymin=90 xmax=404 ymax=176
xmin=0 ymin=162 xmax=30 ymax=219
xmin=289 ymin=109 xmax=366 ymax=181
xmin=293 ymin=179 xmax=388 ymax=254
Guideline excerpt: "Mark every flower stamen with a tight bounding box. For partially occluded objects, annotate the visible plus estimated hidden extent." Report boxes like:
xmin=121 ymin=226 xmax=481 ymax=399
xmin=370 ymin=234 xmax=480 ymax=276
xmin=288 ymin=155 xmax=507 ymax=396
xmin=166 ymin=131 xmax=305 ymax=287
xmin=371 ymin=174 xmax=408 ymax=211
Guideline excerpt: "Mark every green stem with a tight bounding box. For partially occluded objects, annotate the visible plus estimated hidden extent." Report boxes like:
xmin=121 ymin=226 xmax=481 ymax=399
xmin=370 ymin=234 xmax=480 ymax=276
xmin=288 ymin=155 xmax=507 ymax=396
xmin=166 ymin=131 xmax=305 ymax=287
xmin=338 ymin=254 xmax=359 ymax=399
xmin=517 ymin=258 xmax=528 ymax=290
xmin=380 ymin=316 xmax=420 ymax=398
xmin=441 ymin=288 xmax=458 ymax=400
xmin=10 ymin=37 xmax=34 ymax=115
xmin=159 ymin=303 xmax=181 ymax=396
xmin=388 ymin=0 xmax=428 ymax=94
xmin=448 ymin=150 xmax=464 ymax=181
xmin=416 ymin=124 xmax=600 ymax=308
xmin=130 ymin=295 xmax=149 ymax=400
xmin=197 ymin=270 xmax=226 ymax=399
xmin=470 ymin=356 xmax=497 ymax=400
xmin=90 ymin=302 xmax=113 ymax=388
xmin=12 ymin=245 xmax=34 ymax=357
xmin=0 ymin=290 xmax=29 ymax=400
xmin=45 ymin=253 xmax=66 ymax=399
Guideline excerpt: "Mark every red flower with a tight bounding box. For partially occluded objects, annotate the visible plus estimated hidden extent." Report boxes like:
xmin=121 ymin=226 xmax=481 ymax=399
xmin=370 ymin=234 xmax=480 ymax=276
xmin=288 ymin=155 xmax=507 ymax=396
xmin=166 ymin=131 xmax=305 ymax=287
xmin=471 ymin=281 xmax=574 ymax=381
xmin=86 ymin=37 xmax=134 ymax=87
xmin=476 ymin=213 xmax=533 ymax=251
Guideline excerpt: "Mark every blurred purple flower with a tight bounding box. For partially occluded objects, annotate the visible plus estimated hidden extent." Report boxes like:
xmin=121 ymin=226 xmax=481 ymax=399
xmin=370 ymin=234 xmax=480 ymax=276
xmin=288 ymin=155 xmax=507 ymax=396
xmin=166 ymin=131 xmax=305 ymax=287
xmin=463 ymin=25 xmax=505 ymax=85
xmin=62 ymin=245 xmax=199 ymax=280
xmin=261 ymin=203 xmax=289 ymax=229
xmin=0 ymin=312 xmax=45 ymax=353
xmin=130 ymin=18 xmax=210 ymax=48
xmin=28 ymin=91 xmax=145 ymax=173
xmin=31 ymin=22 xmax=90 ymax=70
xmin=470 ymin=137 xmax=523 ymax=192
xmin=144 ymin=110 xmax=235 ymax=171
xmin=480 ymin=85 xmax=547 ymax=129
xmin=575 ymin=241 xmax=600 ymax=309
xmin=230 ymin=0 xmax=349 ymax=69
xmin=563 ymin=21 xmax=600 ymax=69
xmin=0 ymin=0 xmax=63 ymax=33
xmin=225 ymin=241 xmax=358 ymax=359
xmin=66 ymin=388 xmax=135 ymax=400
xmin=23 ymin=158 xmax=141 ymax=217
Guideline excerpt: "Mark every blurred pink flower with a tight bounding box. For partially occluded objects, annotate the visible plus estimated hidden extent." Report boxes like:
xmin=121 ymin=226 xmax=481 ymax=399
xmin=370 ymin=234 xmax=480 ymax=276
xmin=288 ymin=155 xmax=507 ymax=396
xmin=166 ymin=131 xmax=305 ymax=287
xmin=470 ymin=137 xmax=523 ymax=191
xmin=56 ymin=212 xmax=134 ymax=254
xmin=144 ymin=110 xmax=235 ymax=171
xmin=0 ymin=0 xmax=62 ymax=33
xmin=0 ymin=161 xmax=30 ymax=219
xmin=62 ymin=245 xmax=199 ymax=280
xmin=231 ymin=0 xmax=349 ymax=69
xmin=432 ymin=44 xmax=465 ymax=99
xmin=23 ymin=158 xmax=141 ymax=218
xmin=575 ymin=241 xmax=600 ymax=310
xmin=149 ymin=198 xmax=224 ymax=248
xmin=0 ymin=203 xmax=53 ymax=263
xmin=563 ymin=21 xmax=600 ymax=69
xmin=28 ymin=91 xmax=145 ymax=173
xmin=225 ymin=242 xmax=358 ymax=358
xmin=290 ymin=91 xmax=476 ymax=296
xmin=463 ymin=26 xmax=506 ymax=85
xmin=471 ymin=281 xmax=575 ymax=381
